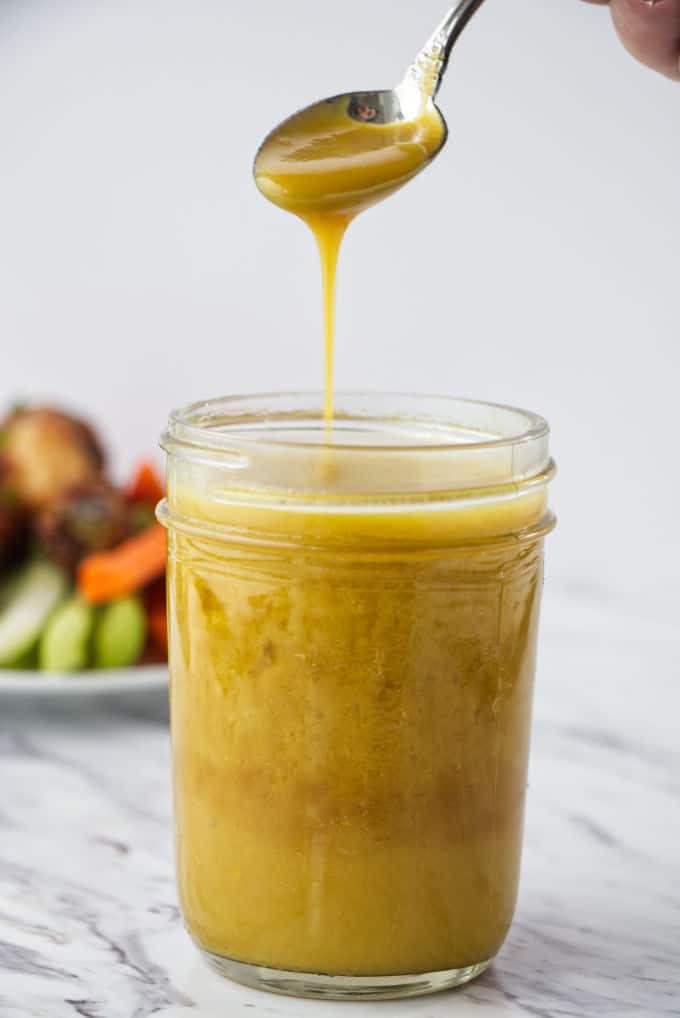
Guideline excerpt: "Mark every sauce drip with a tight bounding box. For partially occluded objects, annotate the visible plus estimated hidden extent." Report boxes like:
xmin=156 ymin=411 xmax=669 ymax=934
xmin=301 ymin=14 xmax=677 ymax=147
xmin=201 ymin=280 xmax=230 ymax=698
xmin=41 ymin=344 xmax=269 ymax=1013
xmin=255 ymin=95 xmax=445 ymax=420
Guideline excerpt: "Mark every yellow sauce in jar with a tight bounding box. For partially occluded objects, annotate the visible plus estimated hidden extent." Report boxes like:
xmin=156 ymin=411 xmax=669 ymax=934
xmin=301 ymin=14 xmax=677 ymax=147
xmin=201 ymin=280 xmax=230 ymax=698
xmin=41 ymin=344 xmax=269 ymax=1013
xmin=166 ymin=461 xmax=552 ymax=975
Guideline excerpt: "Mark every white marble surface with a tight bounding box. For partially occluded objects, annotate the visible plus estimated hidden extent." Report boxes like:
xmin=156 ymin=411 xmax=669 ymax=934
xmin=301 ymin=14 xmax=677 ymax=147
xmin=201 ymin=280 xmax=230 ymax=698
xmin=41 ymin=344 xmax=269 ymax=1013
xmin=1 ymin=587 xmax=678 ymax=1018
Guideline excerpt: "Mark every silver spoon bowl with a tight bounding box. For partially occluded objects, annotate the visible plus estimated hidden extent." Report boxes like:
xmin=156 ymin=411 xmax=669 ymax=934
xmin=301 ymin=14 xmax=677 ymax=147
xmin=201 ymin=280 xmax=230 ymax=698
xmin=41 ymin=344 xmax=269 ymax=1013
xmin=255 ymin=0 xmax=487 ymax=177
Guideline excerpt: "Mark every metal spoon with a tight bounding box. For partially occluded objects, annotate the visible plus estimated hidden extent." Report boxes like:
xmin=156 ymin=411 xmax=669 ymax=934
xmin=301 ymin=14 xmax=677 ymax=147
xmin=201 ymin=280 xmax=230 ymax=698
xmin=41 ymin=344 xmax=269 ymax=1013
xmin=347 ymin=0 xmax=488 ymax=126
xmin=254 ymin=0 xmax=487 ymax=188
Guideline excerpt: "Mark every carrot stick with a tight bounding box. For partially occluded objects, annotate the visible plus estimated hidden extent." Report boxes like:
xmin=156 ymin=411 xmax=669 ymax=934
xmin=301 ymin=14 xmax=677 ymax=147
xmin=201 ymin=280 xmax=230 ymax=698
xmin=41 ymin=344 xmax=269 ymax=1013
xmin=78 ymin=524 xmax=167 ymax=605
xmin=127 ymin=461 xmax=165 ymax=506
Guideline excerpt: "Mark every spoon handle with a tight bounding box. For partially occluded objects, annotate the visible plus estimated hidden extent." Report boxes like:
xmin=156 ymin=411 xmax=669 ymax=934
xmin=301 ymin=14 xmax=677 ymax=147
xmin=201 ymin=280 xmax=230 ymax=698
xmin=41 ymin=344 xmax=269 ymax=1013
xmin=405 ymin=0 xmax=487 ymax=99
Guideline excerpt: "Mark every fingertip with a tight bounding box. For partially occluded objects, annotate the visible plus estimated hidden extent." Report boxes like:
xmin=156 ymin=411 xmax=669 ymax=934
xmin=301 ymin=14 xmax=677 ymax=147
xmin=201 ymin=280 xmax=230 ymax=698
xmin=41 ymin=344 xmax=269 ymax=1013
xmin=609 ymin=0 xmax=680 ymax=80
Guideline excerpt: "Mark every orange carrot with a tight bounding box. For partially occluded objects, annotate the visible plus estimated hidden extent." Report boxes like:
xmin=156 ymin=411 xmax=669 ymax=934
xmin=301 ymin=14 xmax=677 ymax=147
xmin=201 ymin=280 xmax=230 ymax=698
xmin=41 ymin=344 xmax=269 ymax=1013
xmin=78 ymin=524 xmax=167 ymax=605
xmin=127 ymin=461 xmax=165 ymax=506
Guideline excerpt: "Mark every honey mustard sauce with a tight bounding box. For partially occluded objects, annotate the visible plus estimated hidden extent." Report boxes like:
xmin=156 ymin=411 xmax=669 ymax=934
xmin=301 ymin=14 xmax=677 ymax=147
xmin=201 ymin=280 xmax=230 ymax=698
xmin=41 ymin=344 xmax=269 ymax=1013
xmin=255 ymin=96 xmax=446 ymax=420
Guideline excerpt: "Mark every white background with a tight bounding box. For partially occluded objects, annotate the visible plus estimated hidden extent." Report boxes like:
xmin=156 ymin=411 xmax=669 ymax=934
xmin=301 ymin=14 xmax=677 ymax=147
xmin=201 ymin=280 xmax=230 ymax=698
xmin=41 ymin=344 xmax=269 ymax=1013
xmin=0 ymin=0 xmax=678 ymax=609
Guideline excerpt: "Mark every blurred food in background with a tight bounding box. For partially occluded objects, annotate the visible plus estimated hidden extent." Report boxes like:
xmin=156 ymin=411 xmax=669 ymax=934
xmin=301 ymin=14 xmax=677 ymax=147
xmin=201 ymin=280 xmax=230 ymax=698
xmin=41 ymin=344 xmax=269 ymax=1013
xmin=0 ymin=405 xmax=167 ymax=674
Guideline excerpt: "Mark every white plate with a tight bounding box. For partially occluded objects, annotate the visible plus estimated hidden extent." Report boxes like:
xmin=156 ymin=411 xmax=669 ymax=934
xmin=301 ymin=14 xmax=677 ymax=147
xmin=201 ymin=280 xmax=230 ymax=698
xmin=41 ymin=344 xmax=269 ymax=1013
xmin=0 ymin=664 xmax=168 ymax=695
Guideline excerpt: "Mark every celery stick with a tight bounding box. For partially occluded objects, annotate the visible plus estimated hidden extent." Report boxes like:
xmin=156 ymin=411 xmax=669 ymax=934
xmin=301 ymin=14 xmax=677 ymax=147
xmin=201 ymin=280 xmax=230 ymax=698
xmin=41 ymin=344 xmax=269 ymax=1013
xmin=0 ymin=561 xmax=67 ymax=667
xmin=39 ymin=596 xmax=96 ymax=672
xmin=93 ymin=595 xmax=147 ymax=669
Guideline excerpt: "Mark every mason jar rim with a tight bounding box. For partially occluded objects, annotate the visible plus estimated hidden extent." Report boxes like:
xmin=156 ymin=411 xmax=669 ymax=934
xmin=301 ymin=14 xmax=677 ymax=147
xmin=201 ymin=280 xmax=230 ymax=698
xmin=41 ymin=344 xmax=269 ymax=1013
xmin=159 ymin=392 xmax=555 ymax=550
xmin=164 ymin=391 xmax=549 ymax=454
xmin=160 ymin=392 xmax=554 ymax=503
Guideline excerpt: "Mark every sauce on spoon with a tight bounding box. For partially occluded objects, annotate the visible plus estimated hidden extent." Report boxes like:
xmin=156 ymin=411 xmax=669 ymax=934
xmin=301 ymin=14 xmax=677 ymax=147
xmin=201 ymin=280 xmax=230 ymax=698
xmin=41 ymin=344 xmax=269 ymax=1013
xmin=254 ymin=95 xmax=446 ymax=420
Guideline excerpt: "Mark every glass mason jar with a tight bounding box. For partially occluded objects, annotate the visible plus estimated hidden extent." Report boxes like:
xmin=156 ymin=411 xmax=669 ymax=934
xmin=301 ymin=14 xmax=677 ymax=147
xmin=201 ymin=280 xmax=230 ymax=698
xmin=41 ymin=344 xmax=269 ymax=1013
xmin=158 ymin=393 xmax=556 ymax=1001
